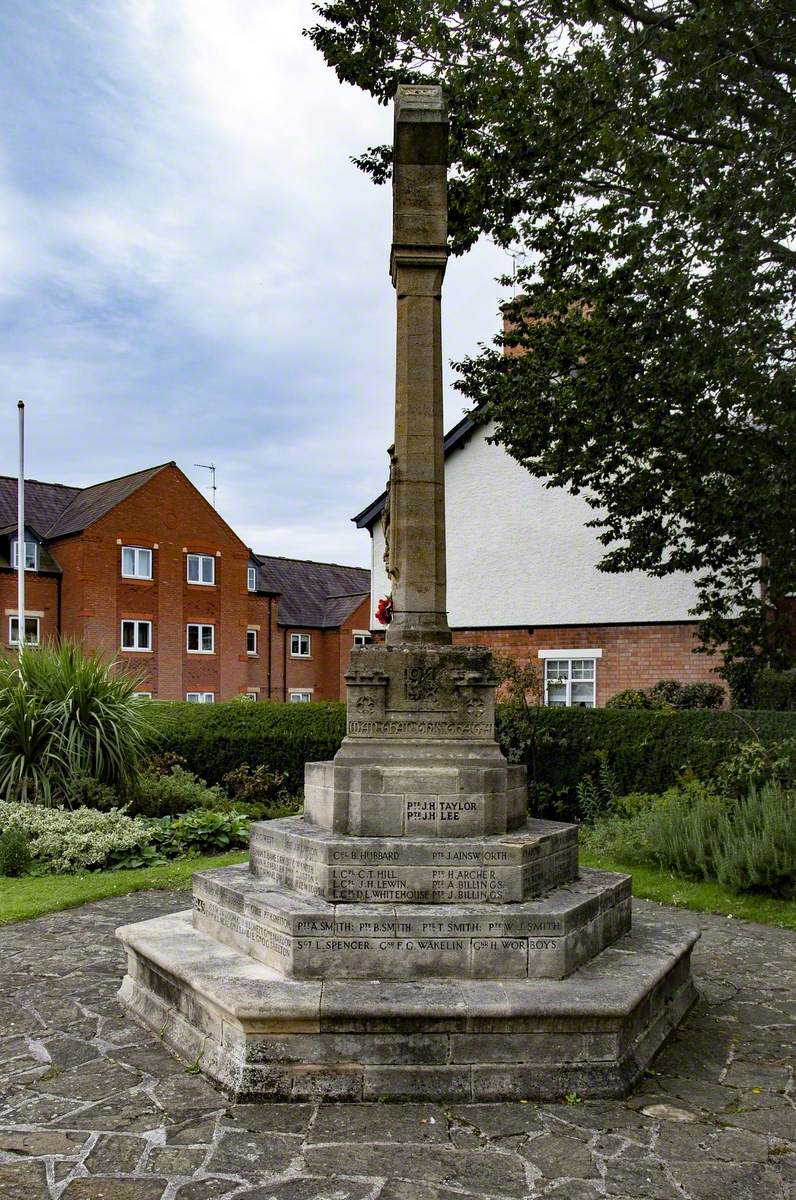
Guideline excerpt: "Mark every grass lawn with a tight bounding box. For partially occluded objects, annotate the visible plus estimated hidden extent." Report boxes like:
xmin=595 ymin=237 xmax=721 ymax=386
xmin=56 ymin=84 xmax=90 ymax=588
xmin=0 ymin=851 xmax=249 ymax=926
xmin=580 ymin=848 xmax=796 ymax=931
xmin=1 ymin=848 xmax=794 ymax=932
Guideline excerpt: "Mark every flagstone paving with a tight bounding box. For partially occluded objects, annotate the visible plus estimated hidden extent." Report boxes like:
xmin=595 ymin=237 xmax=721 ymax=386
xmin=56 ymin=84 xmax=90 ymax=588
xmin=0 ymin=892 xmax=793 ymax=1199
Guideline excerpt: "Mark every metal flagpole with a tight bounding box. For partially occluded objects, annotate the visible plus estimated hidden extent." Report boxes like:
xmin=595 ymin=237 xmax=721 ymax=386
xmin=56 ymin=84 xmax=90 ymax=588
xmin=17 ymin=401 xmax=25 ymax=651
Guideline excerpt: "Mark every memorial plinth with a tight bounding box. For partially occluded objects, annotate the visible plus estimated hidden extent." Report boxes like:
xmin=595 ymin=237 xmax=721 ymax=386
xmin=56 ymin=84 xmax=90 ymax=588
xmin=116 ymin=83 xmax=697 ymax=1102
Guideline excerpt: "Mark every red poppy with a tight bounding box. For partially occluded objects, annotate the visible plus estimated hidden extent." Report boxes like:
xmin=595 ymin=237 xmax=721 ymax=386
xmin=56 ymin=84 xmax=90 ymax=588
xmin=375 ymin=595 xmax=393 ymax=625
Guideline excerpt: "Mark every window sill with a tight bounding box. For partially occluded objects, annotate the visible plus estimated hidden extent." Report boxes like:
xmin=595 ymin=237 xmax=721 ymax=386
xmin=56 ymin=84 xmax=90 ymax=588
xmin=187 ymin=650 xmax=215 ymax=656
xmin=121 ymin=648 xmax=153 ymax=654
xmin=121 ymin=575 xmax=154 ymax=583
xmin=186 ymin=581 xmax=216 ymax=588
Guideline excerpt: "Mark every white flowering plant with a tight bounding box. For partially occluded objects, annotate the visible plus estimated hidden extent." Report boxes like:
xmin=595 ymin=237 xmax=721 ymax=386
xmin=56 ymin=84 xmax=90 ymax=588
xmin=0 ymin=801 xmax=151 ymax=874
xmin=0 ymin=800 xmax=251 ymax=876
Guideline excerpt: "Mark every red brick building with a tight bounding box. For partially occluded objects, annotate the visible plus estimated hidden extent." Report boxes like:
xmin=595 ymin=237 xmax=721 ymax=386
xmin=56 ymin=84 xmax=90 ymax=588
xmin=0 ymin=464 xmax=369 ymax=703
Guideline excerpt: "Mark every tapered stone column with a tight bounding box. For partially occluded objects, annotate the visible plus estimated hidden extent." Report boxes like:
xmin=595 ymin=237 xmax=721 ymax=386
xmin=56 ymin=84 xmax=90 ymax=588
xmin=386 ymin=85 xmax=451 ymax=647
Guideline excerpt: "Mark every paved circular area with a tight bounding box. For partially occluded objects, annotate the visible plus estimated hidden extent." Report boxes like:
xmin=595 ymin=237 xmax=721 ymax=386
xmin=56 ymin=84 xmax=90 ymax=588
xmin=0 ymin=892 xmax=793 ymax=1200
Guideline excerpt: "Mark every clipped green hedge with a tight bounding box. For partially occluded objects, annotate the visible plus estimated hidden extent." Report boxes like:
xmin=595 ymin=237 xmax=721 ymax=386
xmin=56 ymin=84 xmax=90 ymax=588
xmin=151 ymin=701 xmax=796 ymax=817
xmin=496 ymin=706 xmax=796 ymax=817
xmin=151 ymin=702 xmax=346 ymax=793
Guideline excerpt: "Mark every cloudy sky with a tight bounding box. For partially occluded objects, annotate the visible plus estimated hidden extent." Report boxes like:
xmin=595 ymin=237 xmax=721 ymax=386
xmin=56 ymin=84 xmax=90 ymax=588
xmin=0 ymin=0 xmax=509 ymax=566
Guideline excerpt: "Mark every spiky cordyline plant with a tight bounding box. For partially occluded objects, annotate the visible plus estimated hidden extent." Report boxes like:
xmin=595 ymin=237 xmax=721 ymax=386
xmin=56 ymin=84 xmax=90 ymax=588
xmin=0 ymin=639 xmax=159 ymax=804
xmin=0 ymin=674 xmax=60 ymax=804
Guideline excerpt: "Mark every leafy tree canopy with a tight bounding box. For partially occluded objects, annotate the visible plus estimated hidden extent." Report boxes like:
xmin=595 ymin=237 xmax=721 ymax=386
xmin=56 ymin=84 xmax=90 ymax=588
xmin=307 ymin=1 xmax=796 ymax=693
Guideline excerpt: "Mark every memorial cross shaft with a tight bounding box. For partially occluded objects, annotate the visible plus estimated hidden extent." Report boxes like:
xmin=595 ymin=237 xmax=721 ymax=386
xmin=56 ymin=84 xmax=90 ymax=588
xmin=386 ymin=84 xmax=451 ymax=648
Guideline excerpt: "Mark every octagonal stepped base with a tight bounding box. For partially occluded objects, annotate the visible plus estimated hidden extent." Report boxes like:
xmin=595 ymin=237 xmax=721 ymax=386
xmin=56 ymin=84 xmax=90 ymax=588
xmin=192 ymin=865 xmax=631 ymax=981
xmin=249 ymin=816 xmax=578 ymax=904
xmin=116 ymin=908 xmax=699 ymax=1102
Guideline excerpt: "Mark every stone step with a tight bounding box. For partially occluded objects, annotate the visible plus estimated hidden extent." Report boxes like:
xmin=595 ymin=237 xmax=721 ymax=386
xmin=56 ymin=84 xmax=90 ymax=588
xmin=116 ymin=905 xmax=699 ymax=1102
xmin=191 ymin=864 xmax=631 ymax=980
xmin=304 ymin=756 xmax=528 ymax=837
xmin=248 ymin=816 xmax=579 ymax=904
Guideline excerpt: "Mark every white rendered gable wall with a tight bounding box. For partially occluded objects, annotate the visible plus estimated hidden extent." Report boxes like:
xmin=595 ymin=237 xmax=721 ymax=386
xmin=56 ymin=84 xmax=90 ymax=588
xmin=368 ymin=421 xmax=699 ymax=628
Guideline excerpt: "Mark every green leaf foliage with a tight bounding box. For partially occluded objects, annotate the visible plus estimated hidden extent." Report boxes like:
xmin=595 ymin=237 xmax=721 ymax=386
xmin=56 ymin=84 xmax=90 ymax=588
xmin=0 ymin=640 xmax=158 ymax=804
xmin=495 ymin=705 xmax=796 ymax=818
xmin=749 ymin=669 xmax=796 ymax=711
xmin=151 ymin=700 xmax=796 ymax=822
xmin=150 ymin=700 xmax=348 ymax=793
xmin=583 ymin=778 xmax=796 ymax=898
xmin=0 ymin=825 xmax=32 ymax=877
xmin=129 ymin=766 xmax=227 ymax=818
xmin=306 ymin=0 xmax=796 ymax=681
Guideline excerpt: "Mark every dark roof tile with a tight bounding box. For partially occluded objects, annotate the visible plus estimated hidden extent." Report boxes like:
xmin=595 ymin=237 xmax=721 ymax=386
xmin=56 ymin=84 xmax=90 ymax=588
xmin=45 ymin=465 xmax=170 ymax=538
xmin=0 ymin=478 xmax=80 ymax=532
xmin=0 ymin=464 xmax=172 ymax=539
xmin=255 ymin=555 xmax=369 ymax=627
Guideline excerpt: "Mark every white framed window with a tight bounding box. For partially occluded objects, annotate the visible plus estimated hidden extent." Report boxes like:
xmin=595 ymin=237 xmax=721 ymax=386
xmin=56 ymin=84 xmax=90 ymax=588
xmin=353 ymin=631 xmax=372 ymax=647
xmin=241 ymin=691 xmax=257 ymax=701
xmin=187 ymin=553 xmax=215 ymax=585
xmin=247 ymin=565 xmax=257 ymax=591
xmin=247 ymin=628 xmax=258 ymax=656
xmin=290 ymin=633 xmax=311 ymax=657
xmin=9 ymin=616 xmax=40 ymax=646
xmin=11 ymin=540 xmax=38 ymax=571
xmin=289 ymin=690 xmax=312 ymax=703
xmin=538 ymin=650 xmax=601 ymax=708
xmin=133 ymin=692 xmax=153 ymax=700
xmin=121 ymin=620 xmax=152 ymax=652
xmin=121 ymin=546 xmax=152 ymax=579
xmin=187 ymin=623 xmax=214 ymax=653
xmin=186 ymin=691 xmax=214 ymax=704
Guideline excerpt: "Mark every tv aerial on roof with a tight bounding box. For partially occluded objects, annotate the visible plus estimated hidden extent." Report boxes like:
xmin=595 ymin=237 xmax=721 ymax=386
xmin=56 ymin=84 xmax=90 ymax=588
xmin=194 ymin=462 xmax=216 ymax=508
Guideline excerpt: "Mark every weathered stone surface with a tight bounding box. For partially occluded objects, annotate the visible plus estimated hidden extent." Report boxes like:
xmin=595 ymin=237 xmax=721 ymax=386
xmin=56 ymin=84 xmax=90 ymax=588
xmin=385 ymin=85 xmax=450 ymax=647
xmin=342 ymin=645 xmax=501 ymax=745
xmin=231 ymin=1184 xmax=375 ymax=1200
xmin=116 ymin=905 xmax=698 ymax=1101
xmin=144 ymin=1145 xmax=207 ymax=1176
xmin=172 ymin=1181 xmax=240 ymax=1200
xmin=204 ymin=1129 xmax=301 ymax=1177
xmin=305 ymin=743 xmax=529 ymax=838
xmin=0 ymin=892 xmax=793 ymax=1199
xmin=0 ymin=1128 xmax=86 ymax=1155
xmin=83 ymin=1132 xmax=147 ymax=1174
xmin=192 ymin=865 xmax=629 ymax=980
xmin=309 ymin=1101 xmax=450 ymax=1144
xmin=669 ymin=1161 xmax=786 ymax=1200
xmin=246 ymin=815 xmax=578 ymax=903
xmin=0 ymin=1159 xmax=50 ymax=1199
xmin=60 ymin=1181 xmax=168 ymax=1200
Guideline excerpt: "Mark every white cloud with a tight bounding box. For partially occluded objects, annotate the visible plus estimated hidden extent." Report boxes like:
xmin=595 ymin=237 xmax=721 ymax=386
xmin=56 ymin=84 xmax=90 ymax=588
xmin=0 ymin=0 xmax=509 ymax=564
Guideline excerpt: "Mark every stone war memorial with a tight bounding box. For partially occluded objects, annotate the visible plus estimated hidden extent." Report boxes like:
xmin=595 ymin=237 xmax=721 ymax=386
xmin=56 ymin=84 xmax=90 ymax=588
xmin=117 ymin=85 xmax=699 ymax=1102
